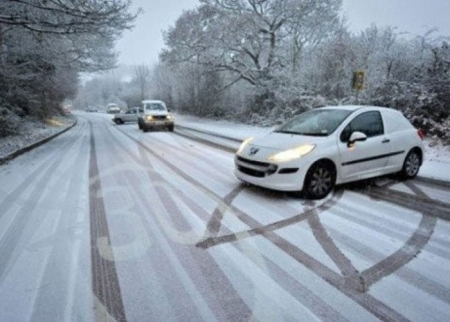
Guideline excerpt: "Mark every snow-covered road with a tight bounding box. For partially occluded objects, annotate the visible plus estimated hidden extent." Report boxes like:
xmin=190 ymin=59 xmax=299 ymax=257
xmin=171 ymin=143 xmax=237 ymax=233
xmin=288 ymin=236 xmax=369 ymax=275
xmin=1 ymin=113 xmax=450 ymax=321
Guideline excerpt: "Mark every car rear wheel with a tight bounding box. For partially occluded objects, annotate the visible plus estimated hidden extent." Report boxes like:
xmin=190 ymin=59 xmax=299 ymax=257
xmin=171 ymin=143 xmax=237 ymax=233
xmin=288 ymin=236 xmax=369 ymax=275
xmin=303 ymin=161 xmax=336 ymax=199
xmin=400 ymin=150 xmax=421 ymax=179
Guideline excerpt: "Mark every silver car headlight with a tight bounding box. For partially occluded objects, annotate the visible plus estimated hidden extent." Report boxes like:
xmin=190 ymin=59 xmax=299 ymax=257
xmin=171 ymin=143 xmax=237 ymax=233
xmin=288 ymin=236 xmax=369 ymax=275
xmin=236 ymin=137 xmax=254 ymax=155
xmin=166 ymin=114 xmax=174 ymax=120
xmin=268 ymin=144 xmax=315 ymax=162
xmin=146 ymin=115 xmax=154 ymax=121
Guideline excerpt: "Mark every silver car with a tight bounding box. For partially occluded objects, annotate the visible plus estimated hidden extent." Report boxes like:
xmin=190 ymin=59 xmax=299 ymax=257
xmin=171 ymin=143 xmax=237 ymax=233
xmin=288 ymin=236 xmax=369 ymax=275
xmin=113 ymin=107 xmax=138 ymax=124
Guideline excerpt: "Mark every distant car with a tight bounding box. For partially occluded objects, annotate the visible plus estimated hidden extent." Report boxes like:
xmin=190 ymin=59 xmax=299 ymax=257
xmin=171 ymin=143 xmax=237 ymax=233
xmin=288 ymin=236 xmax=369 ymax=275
xmin=106 ymin=103 xmax=121 ymax=114
xmin=85 ymin=107 xmax=98 ymax=112
xmin=113 ymin=107 xmax=138 ymax=124
xmin=235 ymin=106 xmax=425 ymax=199
xmin=137 ymin=100 xmax=174 ymax=132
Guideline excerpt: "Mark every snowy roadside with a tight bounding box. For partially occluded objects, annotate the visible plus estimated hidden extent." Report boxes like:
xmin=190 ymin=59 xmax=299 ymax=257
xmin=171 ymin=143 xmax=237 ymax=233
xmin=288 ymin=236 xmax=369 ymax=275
xmin=175 ymin=114 xmax=450 ymax=183
xmin=0 ymin=114 xmax=77 ymax=164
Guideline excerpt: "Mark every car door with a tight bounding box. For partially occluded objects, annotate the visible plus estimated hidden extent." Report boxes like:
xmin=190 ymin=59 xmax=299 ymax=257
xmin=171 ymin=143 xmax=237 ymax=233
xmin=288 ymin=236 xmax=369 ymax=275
xmin=124 ymin=108 xmax=136 ymax=122
xmin=338 ymin=111 xmax=389 ymax=181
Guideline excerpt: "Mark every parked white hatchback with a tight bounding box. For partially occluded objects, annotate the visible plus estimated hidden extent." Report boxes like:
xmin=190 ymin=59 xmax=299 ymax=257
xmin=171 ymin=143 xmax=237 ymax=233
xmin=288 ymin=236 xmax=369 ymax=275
xmin=235 ymin=106 xmax=425 ymax=199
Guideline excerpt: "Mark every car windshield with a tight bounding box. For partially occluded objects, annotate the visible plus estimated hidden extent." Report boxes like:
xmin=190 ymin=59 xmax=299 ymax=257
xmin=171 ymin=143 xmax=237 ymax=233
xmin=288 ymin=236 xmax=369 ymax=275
xmin=145 ymin=103 xmax=165 ymax=111
xmin=274 ymin=109 xmax=353 ymax=136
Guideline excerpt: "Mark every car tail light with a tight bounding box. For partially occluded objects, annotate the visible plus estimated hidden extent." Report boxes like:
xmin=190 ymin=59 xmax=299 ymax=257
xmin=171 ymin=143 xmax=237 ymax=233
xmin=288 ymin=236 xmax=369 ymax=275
xmin=417 ymin=128 xmax=425 ymax=140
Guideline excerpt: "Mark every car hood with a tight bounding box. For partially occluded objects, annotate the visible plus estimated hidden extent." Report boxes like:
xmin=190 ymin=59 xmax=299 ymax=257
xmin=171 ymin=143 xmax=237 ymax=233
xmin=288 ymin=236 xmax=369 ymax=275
xmin=254 ymin=132 xmax=328 ymax=149
xmin=144 ymin=111 xmax=169 ymax=116
xmin=240 ymin=132 xmax=329 ymax=160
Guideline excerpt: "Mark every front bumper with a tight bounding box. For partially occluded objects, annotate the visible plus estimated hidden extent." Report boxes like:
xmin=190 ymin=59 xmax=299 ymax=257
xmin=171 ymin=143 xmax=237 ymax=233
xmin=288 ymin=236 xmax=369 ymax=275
xmin=143 ymin=119 xmax=174 ymax=127
xmin=234 ymin=155 xmax=309 ymax=191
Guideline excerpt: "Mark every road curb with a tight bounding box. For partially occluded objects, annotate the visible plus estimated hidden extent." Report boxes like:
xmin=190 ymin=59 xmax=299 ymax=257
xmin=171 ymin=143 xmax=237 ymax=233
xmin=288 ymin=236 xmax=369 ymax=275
xmin=0 ymin=116 xmax=78 ymax=166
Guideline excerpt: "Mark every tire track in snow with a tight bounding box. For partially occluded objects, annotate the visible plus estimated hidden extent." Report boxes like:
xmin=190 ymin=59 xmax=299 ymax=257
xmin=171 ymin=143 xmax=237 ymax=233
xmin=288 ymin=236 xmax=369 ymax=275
xmin=112 ymin=125 xmax=406 ymax=321
xmin=0 ymin=121 xmax=86 ymax=284
xmin=101 ymin=125 xmax=253 ymax=321
xmin=356 ymin=181 xmax=438 ymax=291
xmin=29 ymin=118 xmax=91 ymax=321
xmin=112 ymin=125 xmax=349 ymax=320
xmin=113 ymin=122 xmax=418 ymax=321
xmin=88 ymin=121 xmax=127 ymax=322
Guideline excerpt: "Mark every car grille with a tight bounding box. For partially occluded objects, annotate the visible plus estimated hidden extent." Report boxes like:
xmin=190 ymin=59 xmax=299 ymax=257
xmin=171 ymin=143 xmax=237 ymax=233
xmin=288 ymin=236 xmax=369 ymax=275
xmin=235 ymin=156 xmax=277 ymax=178
xmin=153 ymin=115 xmax=167 ymax=120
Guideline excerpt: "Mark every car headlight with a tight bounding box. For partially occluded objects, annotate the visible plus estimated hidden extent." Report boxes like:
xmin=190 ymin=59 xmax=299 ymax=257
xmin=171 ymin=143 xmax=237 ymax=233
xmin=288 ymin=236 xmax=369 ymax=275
xmin=166 ymin=114 xmax=173 ymax=120
xmin=146 ymin=115 xmax=154 ymax=121
xmin=268 ymin=144 xmax=315 ymax=162
xmin=236 ymin=137 xmax=254 ymax=155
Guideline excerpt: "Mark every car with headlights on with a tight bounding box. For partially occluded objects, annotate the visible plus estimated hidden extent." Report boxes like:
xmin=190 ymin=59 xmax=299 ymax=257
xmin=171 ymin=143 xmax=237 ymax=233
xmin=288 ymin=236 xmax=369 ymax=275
xmin=235 ymin=106 xmax=425 ymax=199
xmin=137 ymin=100 xmax=174 ymax=132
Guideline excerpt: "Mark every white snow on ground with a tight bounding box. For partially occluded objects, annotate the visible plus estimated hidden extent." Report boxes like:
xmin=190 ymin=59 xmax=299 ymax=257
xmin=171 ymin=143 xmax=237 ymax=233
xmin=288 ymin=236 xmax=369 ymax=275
xmin=0 ymin=114 xmax=76 ymax=159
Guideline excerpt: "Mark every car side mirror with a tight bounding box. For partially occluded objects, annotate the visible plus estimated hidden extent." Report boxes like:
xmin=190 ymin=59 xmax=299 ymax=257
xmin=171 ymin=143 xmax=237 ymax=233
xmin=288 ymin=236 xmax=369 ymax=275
xmin=348 ymin=131 xmax=367 ymax=147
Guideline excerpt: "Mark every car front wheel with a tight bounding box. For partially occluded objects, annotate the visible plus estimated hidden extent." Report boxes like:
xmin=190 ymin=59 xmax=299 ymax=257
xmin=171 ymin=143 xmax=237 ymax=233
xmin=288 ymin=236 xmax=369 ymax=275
xmin=400 ymin=150 xmax=421 ymax=179
xmin=303 ymin=161 xmax=336 ymax=199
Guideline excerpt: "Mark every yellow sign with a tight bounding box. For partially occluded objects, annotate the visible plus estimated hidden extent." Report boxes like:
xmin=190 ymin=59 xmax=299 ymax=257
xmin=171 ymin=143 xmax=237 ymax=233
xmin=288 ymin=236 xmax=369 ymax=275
xmin=352 ymin=70 xmax=365 ymax=91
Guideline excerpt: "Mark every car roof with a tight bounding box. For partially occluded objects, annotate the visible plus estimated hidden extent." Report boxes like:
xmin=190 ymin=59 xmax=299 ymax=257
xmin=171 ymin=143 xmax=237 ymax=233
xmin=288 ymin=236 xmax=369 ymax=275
xmin=142 ymin=100 xmax=165 ymax=104
xmin=318 ymin=105 xmax=399 ymax=113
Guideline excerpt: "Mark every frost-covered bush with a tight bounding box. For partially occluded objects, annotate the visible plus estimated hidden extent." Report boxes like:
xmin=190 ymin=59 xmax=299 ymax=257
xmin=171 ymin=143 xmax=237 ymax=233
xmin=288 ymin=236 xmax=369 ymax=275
xmin=0 ymin=106 xmax=20 ymax=137
xmin=241 ymin=78 xmax=331 ymax=126
xmin=409 ymin=116 xmax=450 ymax=146
xmin=370 ymin=80 xmax=450 ymax=144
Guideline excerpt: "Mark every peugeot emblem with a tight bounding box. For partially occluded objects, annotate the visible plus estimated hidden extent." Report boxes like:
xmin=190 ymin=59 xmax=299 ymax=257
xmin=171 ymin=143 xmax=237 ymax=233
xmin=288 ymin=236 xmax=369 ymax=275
xmin=249 ymin=147 xmax=259 ymax=156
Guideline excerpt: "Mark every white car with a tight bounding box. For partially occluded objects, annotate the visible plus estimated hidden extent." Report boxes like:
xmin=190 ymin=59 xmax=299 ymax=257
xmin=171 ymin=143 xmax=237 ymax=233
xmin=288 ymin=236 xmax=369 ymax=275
xmin=106 ymin=103 xmax=121 ymax=114
xmin=137 ymin=100 xmax=174 ymax=132
xmin=235 ymin=106 xmax=425 ymax=199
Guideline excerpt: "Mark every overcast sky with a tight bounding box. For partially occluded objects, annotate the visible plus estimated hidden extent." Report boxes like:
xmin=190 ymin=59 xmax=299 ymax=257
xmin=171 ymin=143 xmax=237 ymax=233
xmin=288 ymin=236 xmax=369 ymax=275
xmin=116 ymin=0 xmax=450 ymax=67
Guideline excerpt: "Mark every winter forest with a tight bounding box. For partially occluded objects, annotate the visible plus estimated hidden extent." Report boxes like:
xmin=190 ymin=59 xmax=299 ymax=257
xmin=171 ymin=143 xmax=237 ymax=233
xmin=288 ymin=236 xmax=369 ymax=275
xmin=1 ymin=0 xmax=450 ymax=144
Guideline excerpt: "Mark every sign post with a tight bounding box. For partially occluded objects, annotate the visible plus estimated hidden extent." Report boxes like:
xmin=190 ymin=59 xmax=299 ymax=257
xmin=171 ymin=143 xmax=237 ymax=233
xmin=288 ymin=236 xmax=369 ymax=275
xmin=352 ymin=70 xmax=365 ymax=103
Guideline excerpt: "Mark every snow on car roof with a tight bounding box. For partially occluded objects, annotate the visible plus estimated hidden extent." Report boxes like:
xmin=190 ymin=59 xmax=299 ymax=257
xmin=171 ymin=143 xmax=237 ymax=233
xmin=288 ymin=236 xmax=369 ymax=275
xmin=319 ymin=105 xmax=397 ymax=112
xmin=142 ymin=100 xmax=165 ymax=104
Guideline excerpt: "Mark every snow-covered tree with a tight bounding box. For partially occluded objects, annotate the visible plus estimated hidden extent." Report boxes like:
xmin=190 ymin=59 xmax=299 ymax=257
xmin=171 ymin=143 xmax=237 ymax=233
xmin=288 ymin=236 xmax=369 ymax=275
xmin=0 ymin=0 xmax=139 ymax=130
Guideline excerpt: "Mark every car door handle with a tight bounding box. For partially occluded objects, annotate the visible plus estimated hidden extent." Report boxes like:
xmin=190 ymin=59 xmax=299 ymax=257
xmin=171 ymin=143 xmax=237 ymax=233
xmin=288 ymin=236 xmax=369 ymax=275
xmin=382 ymin=138 xmax=390 ymax=143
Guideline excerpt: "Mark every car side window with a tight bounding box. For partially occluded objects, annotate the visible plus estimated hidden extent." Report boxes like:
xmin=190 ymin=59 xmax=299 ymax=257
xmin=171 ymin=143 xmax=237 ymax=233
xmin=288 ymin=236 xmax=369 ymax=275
xmin=139 ymin=106 xmax=144 ymax=113
xmin=340 ymin=111 xmax=384 ymax=142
